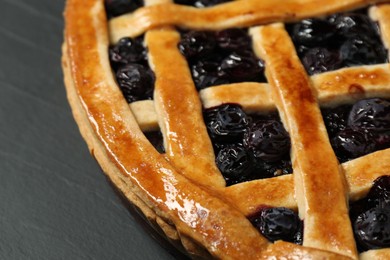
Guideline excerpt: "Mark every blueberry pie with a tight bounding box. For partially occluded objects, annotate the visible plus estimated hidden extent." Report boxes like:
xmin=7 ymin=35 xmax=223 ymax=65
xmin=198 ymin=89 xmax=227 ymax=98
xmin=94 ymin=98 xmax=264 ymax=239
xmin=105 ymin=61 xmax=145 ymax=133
xmin=62 ymin=0 xmax=390 ymax=258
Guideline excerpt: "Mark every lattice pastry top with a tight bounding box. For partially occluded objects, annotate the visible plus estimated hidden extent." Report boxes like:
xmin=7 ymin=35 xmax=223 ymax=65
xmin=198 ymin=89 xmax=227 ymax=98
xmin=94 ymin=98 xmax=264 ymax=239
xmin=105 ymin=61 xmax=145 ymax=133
xmin=63 ymin=0 xmax=390 ymax=258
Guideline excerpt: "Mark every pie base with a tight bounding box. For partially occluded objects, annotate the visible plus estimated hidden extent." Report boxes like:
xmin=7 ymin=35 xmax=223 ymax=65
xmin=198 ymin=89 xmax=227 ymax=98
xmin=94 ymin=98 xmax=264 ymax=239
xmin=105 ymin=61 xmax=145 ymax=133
xmin=62 ymin=0 xmax=390 ymax=258
xmin=62 ymin=45 xmax=211 ymax=259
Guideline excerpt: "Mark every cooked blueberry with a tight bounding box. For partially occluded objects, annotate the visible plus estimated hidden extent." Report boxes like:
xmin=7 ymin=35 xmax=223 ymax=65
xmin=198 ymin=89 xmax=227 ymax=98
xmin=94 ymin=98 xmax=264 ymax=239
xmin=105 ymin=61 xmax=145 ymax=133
xmin=374 ymin=132 xmax=390 ymax=150
xmin=354 ymin=205 xmax=390 ymax=250
xmin=322 ymin=104 xmax=351 ymax=137
xmin=249 ymin=207 xmax=303 ymax=243
xmin=105 ymin=0 xmax=142 ymax=18
xmin=348 ymin=98 xmax=390 ymax=131
xmin=179 ymin=29 xmax=266 ymax=89
xmin=254 ymin=157 xmax=293 ymax=179
xmin=295 ymin=44 xmax=310 ymax=56
xmin=144 ymin=131 xmax=165 ymax=154
xmin=291 ymin=19 xmax=337 ymax=46
xmin=301 ymin=47 xmax=342 ymax=75
xmin=109 ymin=37 xmax=146 ymax=69
xmin=367 ymin=176 xmax=390 ymax=206
xmin=116 ymin=64 xmax=154 ymax=102
xmin=293 ymin=224 xmax=304 ymax=245
xmin=340 ymin=36 xmax=388 ymax=67
xmin=216 ymin=144 xmax=253 ymax=180
xmin=203 ymin=106 xmax=293 ymax=184
xmin=250 ymin=112 xmax=280 ymax=123
xmin=191 ymin=58 xmax=229 ymax=90
xmin=204 ymin=104 xmax=250 ymax=143
xmin=244 ymin=120 xmax=290 ymax=162
xmin=178 ymin=31 xmax=216 ymax=60
xmin=215 ymin=28 xmax=251 ymax=52
xmin=350 ymin=176 xmax=390 ymax=224
xmin=289 ymin=10 xmax=388 ymax=73
xmin=350 ymin=175 xmax=390 ymax=252
xmin=332 ymin=13 xmax=380 ymax=38
xmin=331 ymin=128 xmax=376 ymax=162
xmin=350 ymin=199 xmax=371 ymax=225
xmin=218 ymin=53 xmax=264 ymax=82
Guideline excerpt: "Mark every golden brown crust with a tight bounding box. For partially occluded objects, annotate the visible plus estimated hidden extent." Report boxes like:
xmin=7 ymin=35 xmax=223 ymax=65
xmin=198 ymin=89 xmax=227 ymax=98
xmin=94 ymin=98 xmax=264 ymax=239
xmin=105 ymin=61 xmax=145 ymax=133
xmin=360 ymin=249 xmax=390 ymax=259
xmin=262 ymin=241 xmax=352 ymax=260
xmin=129 ymin=100 xmax=160 ymax=131
xmin=371 ymin=5 xmax=390 ymax=56
xmin=200 ymin=83 xmax=274 ymax=112
xmin=63 ymin=44 xmax=209 ymax=259
xmin=109 ymin=0 xmax=390 ymax=41
xmin=146 ymin=28 xmax=225 ymax=188
xmin=251 ymin=24 xmax=357 ymax=258
xmin=64 ymin=1 xmax=273 ymax=258
xmin=312 ymin=64 xmax=390 ymax=106
xmin=344 ymin=148 xmax=390 ymax=200
xmin=63 ymin=0 xmax=390 ymax=258
xmin=223 ymin=175 xmax=297 ymax=215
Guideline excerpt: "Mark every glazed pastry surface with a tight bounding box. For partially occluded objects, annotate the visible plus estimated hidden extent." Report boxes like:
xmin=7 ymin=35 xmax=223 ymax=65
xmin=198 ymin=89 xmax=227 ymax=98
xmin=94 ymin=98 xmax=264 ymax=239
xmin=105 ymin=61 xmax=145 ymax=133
xmin=63 ymin=0 xmax=390 ymax=258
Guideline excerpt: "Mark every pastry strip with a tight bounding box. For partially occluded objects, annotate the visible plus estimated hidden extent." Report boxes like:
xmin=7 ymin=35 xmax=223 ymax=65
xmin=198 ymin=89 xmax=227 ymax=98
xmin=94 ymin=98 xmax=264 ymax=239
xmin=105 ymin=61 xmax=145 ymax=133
xmin=311 ymin=64 xmax=390 ymax=106
xmin=108 ymin=0 xmax=390 ymax=42
xmin=199 ymin=64 xmax=390 ymax=110
xmin=200 ymin=82 xmax=274 ymax=112
xmin=370 ymin=4 xmax=390 ymax=59
xmin=360 ymin=248 xmax=390 ymax=259
xmin=64 ymin=0 xmax=390 ymax=257
xmin=134 ymin=63 xmax=390 ymax=128
xmin=129 ymin=100 xmax=159 ymax=131
xmin=224 ymin=147 xmax=390 ymax=215
xmin=65 ymin=1 xmax=270 ymax=258
xmin=146 ymin=29 xmax=225 ymax=188
xmin=250 ymin=24 xmax=357 ymax=258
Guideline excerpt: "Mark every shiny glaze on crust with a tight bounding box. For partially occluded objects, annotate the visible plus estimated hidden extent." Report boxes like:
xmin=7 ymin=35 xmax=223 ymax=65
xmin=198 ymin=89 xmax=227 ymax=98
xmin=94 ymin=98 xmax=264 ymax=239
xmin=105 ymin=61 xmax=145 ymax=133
xmin=312 ymin=64 xmax=390 ymax=106
xmin=198 ymin=64 xmax=390 ymax=110
xmin=222 ymin=148 xmax=390 ymax=216
xmin=65 ymin=1 xmax=270 ymax=258
xmin=63 ymin=0 xmax=390 ymax=258
xmin=251 ymin=24 xmax=357 ymax=258
xmin=146 ymin=29 xmax=225 ymax=188
xmin=200 ymin=82 xmax=274 ymax=112
xmin=344 ymin=149 xmax=390 ymax=200
xmin=130 ymin=100 xmax=160 ymax=131
xmin=108 ymin=0 xmax=390 ymax=41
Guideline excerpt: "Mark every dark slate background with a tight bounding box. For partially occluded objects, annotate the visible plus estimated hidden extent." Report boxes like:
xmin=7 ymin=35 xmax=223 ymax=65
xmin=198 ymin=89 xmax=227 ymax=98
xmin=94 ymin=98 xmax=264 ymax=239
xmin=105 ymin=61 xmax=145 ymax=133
xmin=0 ymin=0 xmax=187 ymax=259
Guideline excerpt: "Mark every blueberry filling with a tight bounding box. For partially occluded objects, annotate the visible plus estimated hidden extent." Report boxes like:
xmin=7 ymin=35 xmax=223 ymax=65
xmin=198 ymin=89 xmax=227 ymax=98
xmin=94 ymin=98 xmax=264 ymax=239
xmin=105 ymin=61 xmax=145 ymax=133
xmin=144 ymin=131 xmax=165 ymax=154
xmin=244 ymin=120 xmax=290 ymax=163
xmin=204 ymin=104 xmax=292 ymax=186
xmin=248 ymin=207 xmax=303 ymax=245
xmin=115 ymin=64 xmax=154 ymax=103
xmin=322 ymin=98 xmax=390 ymax=163
xmin=348 ymin=98 xmax=390 ymax=131
xmin=216 ymin=144 xmax=254 ymax=180
xmin=204 ymin=103 xmax=250 ymax=143
xmin=179 ymin=29 xmax=266 ymax=90
xmin=350 ymin=175 xmax=390 ymax=252
xmin=174 ymin=0 xmax=232 ymax=8
xmin=287 ymin=9 xmax=388 ymax=75
xmin=105 ymin=0 xmax=143 ymax=18
xmin=109 ymin=37 xmax=147 ymax=70
xmin=109 ymin=37 xmax=155 ymax=103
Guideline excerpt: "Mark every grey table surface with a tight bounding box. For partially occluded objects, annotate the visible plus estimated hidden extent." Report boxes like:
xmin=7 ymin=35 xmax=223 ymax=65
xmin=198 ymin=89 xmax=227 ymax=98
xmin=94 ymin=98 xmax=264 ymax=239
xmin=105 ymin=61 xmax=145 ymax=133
xmin=0 ymin=0 xmax=187 ymax=259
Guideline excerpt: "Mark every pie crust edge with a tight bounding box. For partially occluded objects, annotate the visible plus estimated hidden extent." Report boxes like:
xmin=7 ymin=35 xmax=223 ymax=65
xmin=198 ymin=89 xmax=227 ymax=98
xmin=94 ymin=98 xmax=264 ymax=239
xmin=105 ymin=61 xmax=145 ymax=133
xmin=62 ymin=45 xmax=213 ymax=259
xmin=61 ymin=0 xmax=390 ymax=258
